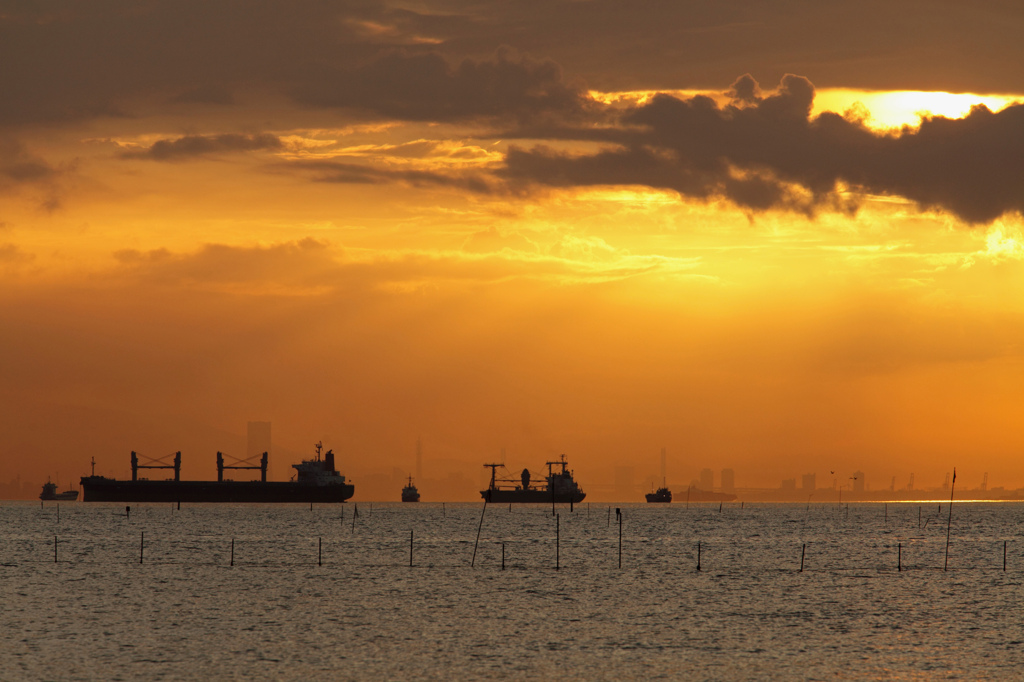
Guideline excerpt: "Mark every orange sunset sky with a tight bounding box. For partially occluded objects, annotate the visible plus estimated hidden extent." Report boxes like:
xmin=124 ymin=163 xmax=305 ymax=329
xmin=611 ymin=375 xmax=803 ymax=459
xmin=2 ymin=1 xmax=1024 ymax=500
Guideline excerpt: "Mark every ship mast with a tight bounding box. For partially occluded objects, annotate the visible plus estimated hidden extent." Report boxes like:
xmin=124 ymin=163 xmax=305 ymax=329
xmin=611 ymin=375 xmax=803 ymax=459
xmin=483 ymin=463 xmax=503 ymax=490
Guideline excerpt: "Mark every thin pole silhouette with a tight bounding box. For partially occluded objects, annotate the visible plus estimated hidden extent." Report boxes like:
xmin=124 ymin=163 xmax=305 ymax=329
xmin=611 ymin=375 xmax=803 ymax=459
xmin=555 ymin=514 xmax=560 ymax=570
xmin=471 ymin=502 xmax=487 ymax=567
xmin=944 ymin=468 xmax=956 ymax=571
xmin=618 ymin=509 xmax=622 ymax=569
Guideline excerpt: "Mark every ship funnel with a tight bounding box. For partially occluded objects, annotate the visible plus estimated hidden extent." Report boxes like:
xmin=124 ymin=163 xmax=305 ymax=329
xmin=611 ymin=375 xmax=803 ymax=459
xmin=325 ymin=449 xmax=335 ymax=473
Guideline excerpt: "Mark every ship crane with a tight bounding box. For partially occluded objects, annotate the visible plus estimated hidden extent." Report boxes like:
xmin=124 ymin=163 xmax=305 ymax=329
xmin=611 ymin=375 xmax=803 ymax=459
xmin=131 ymin=451 xmax=181 ymax=481
xmin=217 ymin=451 xmax=269 ymax=482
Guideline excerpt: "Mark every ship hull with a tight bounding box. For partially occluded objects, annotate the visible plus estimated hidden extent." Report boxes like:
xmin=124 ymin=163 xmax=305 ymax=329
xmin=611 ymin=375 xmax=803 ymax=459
xmin=40 ymin=491 xmax=79 ymax=501
xmin=80 ymin=477 xmax=354 ymax=503
xmin=481 ymin=488 xmax=585 ymax=504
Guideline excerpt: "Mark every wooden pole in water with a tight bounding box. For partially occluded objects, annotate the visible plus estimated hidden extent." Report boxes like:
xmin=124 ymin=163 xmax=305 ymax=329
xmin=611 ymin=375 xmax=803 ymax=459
xmin=54 ymin=535 xmax=57 ymax=563
xmin=918 ymin=506 xmax=922 ymax=528
xmin=318 ymin=537 xmax=322 ymax=566
xmin=139 ymin=531 xmax=144 ymax=564
xmin=57 ymin=503 xmax=59 ymax=523
xmin=697 ymin=542 xmax=701 ymax=571
xmin=618 ymin=509 xmax=622 ymax=569
xmin=471 ymin=501 xmax=487 ymax=567
xmin=607 ymin=506 xmax=611 ymax=528
xmin=944 ymin=468 xmax=956 ymax=571
xmin=799 ymin=544 xmax=805 ymax=572
xmin=719 ymin=501 xmax=722 ymax=513
xmin=556 ymin=514 xmax=560 ymax=570
xmin=409 ymin=530 xmax=414 ymax=567
xmin=230 ymin=538 xmax=234 ymax=566
xmin=502 ymin=542 xmax=505 ymax=570
xmin=898 ymin=542 xmax=901 ymax=572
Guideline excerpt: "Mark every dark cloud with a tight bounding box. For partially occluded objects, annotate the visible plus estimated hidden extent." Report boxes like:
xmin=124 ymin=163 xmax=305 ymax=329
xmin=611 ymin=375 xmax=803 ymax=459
xmin=120 ymin=133 xmax=284 ymax=161
xmin=3 ymin=0 xmax=1024 ymax=133
xmin=501 ymin=75 xmax=1024 ymax=224
xmin=0 ymin=243 xmax=33 ymax=263
xmin=293 ymin=48 xmax=590 ymax=123
xmin=0 ymin=138 xmax=61 ymax=186
xmin=0 ymin=2 xmax=587 ymax=128
xmin=0 ymin=137 xmax=66 ymax=210
xmin=278 ymin=159 xmax=501 ymax=195
xmin=400 ymin=0 xmax=1024 ymax=94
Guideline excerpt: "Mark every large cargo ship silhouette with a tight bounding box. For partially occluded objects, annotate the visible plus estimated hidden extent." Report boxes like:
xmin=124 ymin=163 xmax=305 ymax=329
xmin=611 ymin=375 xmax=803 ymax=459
xmin=481 ymin=454 xmax=586 ymax=503
xmin=80 ymin=443 xmax=354 ymax=503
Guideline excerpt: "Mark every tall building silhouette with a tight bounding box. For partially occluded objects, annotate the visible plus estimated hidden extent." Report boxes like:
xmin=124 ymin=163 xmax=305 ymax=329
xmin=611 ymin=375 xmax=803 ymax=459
xmin=700 ymin=468 xmax=714 ymax=491
xmin=721 ymin=468 xmax=735 ymax=492
xmin=853 ymin=470 xmax=865 ymax=493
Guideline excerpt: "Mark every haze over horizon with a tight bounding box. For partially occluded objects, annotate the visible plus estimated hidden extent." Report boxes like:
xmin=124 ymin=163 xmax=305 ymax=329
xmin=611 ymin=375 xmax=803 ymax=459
xmin=3 ymin=1 xmax=1024 ymax=501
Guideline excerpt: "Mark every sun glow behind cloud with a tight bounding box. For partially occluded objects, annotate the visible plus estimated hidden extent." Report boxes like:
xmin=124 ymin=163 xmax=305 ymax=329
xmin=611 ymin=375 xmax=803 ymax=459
xmin=588 ymin=88 xmax=1021 ymax=130
xmin=813 ymin=89 xmax=1021 ymax=128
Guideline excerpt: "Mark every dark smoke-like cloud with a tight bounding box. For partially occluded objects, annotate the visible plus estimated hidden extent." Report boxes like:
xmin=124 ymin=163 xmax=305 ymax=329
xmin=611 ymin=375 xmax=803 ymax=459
xmin=120 ymin=133 xmax=284 ymax=161
xmin=278 ymin=159 xmax=501 ymax=195
xmin=501 ymin=74 xmax=1024 ymax=224
xmin=293 ymin=49 xmax=591 ymax=123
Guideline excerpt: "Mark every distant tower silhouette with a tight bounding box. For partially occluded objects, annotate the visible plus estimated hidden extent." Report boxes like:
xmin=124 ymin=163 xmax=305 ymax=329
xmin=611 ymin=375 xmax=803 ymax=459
xmin=981 ymin=472 xmax=988 ymax=491
xmin=721 ymin=468 xmax=735 ymax=493
xmin=908 ymin=473 xmax=915 ymax=491
xmin=890 ymin=476 xmax=896 ymax=492
xmin=700 ymin=468 xmax=713 ymax=491
xmin=247 ymin=421 xmax=272 ymax=480
xmin=416 ymin=437 xmax=423 ymax=482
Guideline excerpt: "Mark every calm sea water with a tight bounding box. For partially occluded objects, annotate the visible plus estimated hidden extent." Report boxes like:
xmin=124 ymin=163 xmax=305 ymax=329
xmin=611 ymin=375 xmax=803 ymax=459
xmin=2 ymin=500 xmax=1023 ymax=680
